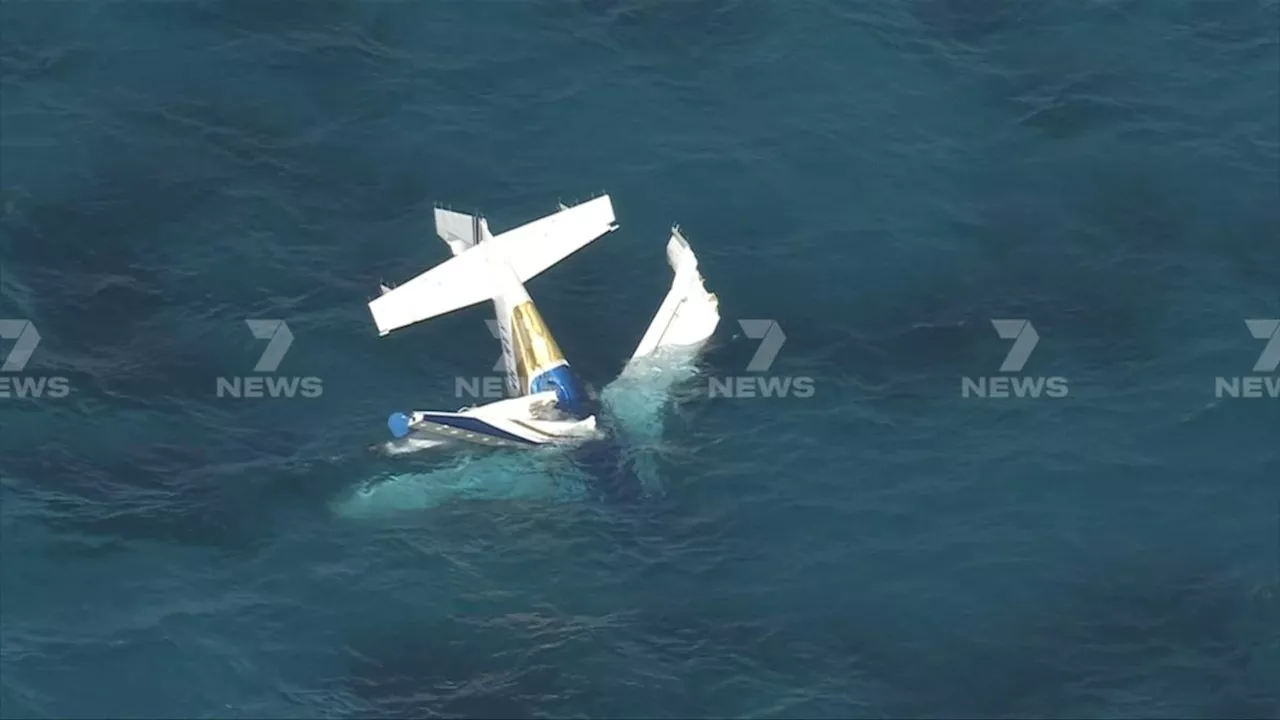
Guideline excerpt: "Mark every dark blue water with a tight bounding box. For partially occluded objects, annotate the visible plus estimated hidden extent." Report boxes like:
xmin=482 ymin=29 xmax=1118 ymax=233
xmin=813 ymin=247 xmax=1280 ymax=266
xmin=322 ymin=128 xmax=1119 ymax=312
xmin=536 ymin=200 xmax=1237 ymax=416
xmin=2 ymin=1 xmax=1278 ymax=717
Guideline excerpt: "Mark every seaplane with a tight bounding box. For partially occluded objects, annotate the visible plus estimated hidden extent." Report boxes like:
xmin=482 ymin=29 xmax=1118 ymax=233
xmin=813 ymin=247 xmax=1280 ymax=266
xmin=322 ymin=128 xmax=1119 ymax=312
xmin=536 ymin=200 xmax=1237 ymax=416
xmin=367 ymin=193 xmax=720 ymax=450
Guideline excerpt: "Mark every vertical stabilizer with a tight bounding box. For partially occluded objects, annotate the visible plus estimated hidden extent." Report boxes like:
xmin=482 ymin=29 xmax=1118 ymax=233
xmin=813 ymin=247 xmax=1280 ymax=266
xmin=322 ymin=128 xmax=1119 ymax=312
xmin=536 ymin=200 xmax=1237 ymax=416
xmin=434 ymin=208 xmax=493 ymax=256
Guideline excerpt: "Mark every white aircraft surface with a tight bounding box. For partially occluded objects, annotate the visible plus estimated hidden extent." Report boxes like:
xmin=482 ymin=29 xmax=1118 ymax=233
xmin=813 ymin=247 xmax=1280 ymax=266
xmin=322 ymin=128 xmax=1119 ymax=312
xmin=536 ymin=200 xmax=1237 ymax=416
xmin=333 ymin=194 xmax=719 ymax=518
xmin=366 ymin=194 xmax=720 ymax=450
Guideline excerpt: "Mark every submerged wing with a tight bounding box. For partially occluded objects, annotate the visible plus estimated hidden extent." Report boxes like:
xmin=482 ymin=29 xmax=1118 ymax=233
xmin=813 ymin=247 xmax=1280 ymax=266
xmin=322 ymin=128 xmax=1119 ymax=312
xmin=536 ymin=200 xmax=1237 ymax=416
xmin=630 ymin=226 xmax=720 ymax=359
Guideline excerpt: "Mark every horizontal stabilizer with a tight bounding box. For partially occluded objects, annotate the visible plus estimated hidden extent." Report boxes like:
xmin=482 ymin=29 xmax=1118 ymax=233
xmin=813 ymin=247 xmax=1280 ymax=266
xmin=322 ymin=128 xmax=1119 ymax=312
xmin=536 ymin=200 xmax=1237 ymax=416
xmin=369 ymin=195 xmax=617 ymax=336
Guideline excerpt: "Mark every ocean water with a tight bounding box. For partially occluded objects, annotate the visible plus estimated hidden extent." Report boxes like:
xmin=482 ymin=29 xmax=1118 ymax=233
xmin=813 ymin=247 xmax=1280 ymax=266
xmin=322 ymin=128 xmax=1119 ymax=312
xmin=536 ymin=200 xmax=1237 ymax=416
xmin=1 ymin=0 xmax=1278 ymax=717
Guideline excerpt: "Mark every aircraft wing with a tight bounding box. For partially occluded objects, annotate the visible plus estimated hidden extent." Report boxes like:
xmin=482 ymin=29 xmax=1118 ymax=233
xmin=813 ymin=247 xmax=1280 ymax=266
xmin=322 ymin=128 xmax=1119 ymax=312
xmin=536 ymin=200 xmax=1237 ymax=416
xmin=591 ymin=226 xmax=719 ymax=494
xmin=369 ymin=195 xmax=618 ymax=336
xmin=629 ymin=226 xmax=720 ymax=360
xmin=491 ymin=194 xmax=618 ymax=281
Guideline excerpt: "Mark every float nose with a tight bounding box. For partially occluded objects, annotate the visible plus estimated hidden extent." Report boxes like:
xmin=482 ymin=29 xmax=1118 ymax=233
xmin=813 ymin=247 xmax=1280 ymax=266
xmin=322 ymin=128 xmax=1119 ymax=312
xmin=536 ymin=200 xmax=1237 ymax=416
xmin=387 ymin=411 xmax=412 ymax=439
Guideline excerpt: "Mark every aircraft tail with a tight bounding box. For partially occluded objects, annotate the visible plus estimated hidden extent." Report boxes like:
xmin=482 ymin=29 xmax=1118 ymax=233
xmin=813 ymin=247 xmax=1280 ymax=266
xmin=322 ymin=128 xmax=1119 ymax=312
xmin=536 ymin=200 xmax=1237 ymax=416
xmin=368 ymin=195 xmax=617 ymax=336
xmin=434 ymin=207 xmax=487 ymax=256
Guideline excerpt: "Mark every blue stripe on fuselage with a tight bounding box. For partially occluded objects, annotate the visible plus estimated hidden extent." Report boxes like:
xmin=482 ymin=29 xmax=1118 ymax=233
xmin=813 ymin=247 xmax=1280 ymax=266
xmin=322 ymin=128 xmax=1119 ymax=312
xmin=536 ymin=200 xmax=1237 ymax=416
xmin=414 ymin=412 xmax=538 ymax=445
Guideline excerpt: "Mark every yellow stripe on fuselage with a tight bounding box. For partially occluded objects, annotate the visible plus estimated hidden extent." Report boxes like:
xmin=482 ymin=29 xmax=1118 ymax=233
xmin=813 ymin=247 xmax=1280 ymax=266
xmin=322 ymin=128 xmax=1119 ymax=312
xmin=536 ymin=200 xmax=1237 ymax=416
xmin=510 ymin=300 xmax=566 ymax=392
